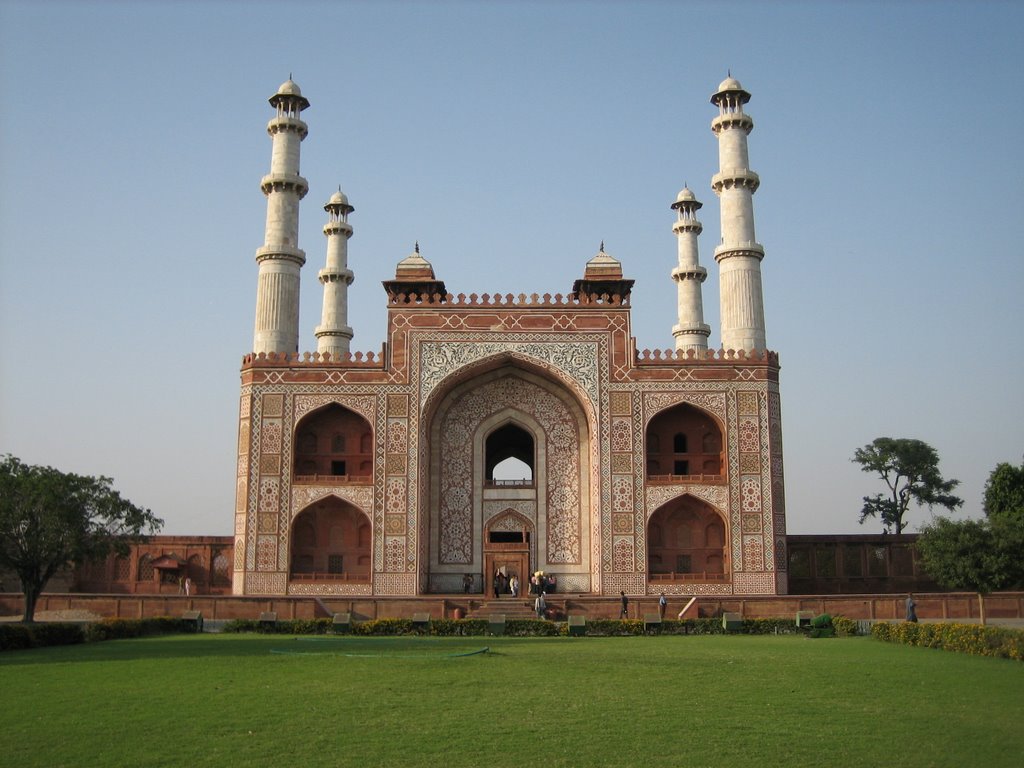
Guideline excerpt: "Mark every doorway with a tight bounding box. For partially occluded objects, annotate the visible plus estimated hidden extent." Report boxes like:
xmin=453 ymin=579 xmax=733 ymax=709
xmin=483 ymin=524 xmax=530 ymax=599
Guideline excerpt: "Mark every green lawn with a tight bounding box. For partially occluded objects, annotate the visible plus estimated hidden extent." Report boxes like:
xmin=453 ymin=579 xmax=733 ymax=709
xmin=1 ymin=634 xmax=1021 ymax=767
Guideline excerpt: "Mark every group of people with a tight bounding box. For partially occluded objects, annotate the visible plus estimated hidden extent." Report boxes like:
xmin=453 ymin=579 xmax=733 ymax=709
xmin=529 ymin=573 xmax=556 ymax=594
xmin=492 ymin=571 xmax=520 ymax=598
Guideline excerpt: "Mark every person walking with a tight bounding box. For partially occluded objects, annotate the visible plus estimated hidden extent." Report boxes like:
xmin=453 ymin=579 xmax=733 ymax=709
xmin=535 ymin=591 xmax=547 ymax=620
xmin=619 ymin=591 xmax=628 ymax=619
xmin=658 ymin=592 xmax=667 ymax=620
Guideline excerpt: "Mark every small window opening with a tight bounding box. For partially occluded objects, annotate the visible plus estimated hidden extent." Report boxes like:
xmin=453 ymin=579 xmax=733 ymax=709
xmin=489 ymin=531 xmax=525 ymax=544
xmin=331 ymin=460 xmax=346 ymax=475
xmin=673 ymin=460 xmax=689 ymax=475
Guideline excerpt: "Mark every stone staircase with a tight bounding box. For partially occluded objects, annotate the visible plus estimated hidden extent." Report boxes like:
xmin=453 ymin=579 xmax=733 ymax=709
xmin=467 ymin=597 xmax=537 ymax=619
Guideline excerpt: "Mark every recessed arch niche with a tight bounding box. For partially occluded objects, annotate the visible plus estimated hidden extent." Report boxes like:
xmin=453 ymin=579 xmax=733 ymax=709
xmin=289 ymin=496 xmax=371 ymax=582
xmin=645 ymin=402 xmax=723 ymax=479
xmin=647 ymin=495 xmax=728 ymax=582
xmin=293 ymin=403 xmax=373 ymax=480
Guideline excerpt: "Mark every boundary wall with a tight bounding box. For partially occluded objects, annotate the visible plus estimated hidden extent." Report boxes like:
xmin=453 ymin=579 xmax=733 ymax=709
xmin=3 ymin=592 xmax=1022 ymax=623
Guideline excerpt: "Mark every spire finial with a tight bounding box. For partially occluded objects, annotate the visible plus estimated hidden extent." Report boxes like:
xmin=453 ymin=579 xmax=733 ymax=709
xmin=600 ymin=240 xmax=605 ymax=253
xmin=289 ymin=71 xmax=293 ymax=80
xmin=727 ymin=68 xmax=731 ymax=77
xmin=415 ymin=241 xmax=420 ymax=254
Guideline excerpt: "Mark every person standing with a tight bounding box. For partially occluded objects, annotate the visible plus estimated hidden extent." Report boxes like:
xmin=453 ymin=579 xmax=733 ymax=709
xmin=658 ymin=592 xmax=667 ymax=620
xmin=184 ymin=577 xmax=192 ymax=597
xmin=619 ymin=591 xmax=628 ymax=619
xmin=535 ymin=591 xmax=547 ymax=620
xmin=906 ymin=594 xmax=918 ymax=623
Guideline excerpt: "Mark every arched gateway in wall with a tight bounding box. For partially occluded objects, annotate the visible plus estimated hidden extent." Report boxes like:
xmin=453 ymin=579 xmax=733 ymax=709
xmin=233 ymin=77 xmax=787 ymax=599
xmin=424 ymin=364 xmax=594 ymax=593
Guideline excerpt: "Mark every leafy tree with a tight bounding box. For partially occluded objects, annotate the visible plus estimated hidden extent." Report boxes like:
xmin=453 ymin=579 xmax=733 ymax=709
xmin=982 ymin=459 xmax=1024 ymax=523
xmin=916 ymin=516 xmax=1022 ymax=625
xmin=851 ymin=437 xmax=962 ymax=534
xmin=0 ymin=455 xmax=162 ymax=622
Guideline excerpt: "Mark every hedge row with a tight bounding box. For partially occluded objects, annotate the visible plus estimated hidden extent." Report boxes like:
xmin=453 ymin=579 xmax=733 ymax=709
xmin=220 ymin=616 xmax=855 ymax=637
xmin=0 ymin=617 xmax=200 ymax=652
xmin=871 ymin=621 xmax=1024 ymax=661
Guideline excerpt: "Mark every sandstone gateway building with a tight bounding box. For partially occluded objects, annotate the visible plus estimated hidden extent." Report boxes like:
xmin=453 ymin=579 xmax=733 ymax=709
xmin=233 ymin=77 xmax=786 ymax=599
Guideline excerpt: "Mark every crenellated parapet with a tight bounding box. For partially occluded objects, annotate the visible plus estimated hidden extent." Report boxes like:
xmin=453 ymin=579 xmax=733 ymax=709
xmin=386 ymin=291 xmax=631 ymax=307
xmin=242 ymin=348 xmax=386 ymax=368
xmin=635 ymin=347 xmax=779 ymax=364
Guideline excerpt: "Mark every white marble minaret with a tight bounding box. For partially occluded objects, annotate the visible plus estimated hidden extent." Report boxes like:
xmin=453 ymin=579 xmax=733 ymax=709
xmin=671 ymin=187 xmax=710 ymax=352
xmin=253 ymin=78 xmax=310 ymax=354
xmin=711 ymin=76 xmax=766 ymax=352
xmin=315 ymin=189 xmax=355 ymax=358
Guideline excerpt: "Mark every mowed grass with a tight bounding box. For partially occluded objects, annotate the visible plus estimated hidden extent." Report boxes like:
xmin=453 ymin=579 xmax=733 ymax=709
xmin=2 ymin=633 xmax=1022 ymax=767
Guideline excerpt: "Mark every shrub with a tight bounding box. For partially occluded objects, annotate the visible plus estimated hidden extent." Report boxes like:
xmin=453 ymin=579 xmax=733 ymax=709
xmin=85 ymin=617 xmax=193 ymax=641
xmin=831 ymin=616 xmax=858 ymax=637
xmin=871 ymin=621 xmax=1024 ymax=661
xmin=0 ymin=622 xmax=87 ymax=651
xmin=0 ymin=624 xmax=36 ymax=651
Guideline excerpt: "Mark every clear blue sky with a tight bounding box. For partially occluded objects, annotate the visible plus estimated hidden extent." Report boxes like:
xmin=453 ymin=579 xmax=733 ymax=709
xmin=1 ymin=0 xmax=1021 ymax=536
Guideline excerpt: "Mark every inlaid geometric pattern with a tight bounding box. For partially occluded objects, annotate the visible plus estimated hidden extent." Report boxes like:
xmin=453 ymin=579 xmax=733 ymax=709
xmin=261 ymin=419 xmax=282 ymax=454
xmin=244 ymin=572 xmax=288 ymax=595
xmin=613 ymin=513 xmax=633 ymax=534
xmin=741 ymin=476 xmax=761 ymax=513
xmin=387 ymin=393 xmax=409 ymax=417
xmin=259 ymin=454 xmax=281 ymax=475
xmin=609 ymin=390 xmax=632 ymax=417
xmin=289 ymin=582 xmax=373 ymax=595
xmin=256 ymin=535 xmax=277 ymax=571
xmin=375 ymin=572 xmax=416 ymax=595
xmin=290 ymin=485 xmax=373 ymax=517
xmin=610 ymin=418 xmax=632 ymax=451
xmin=742 ymin=535 xmax=764 ymax=571
xmin=385 ymin=453 xmax=407 ymax=475
xmin=611 ymin=453 xmax=632 ymax=473
xmin=438 ymin=374 xmax=581 ymax=564
xmin=612 ymin=537 xmax=634 ymax=572
xmin=262 ymin=393 xmax=284 ymax=418
xmin=732 ymin=572 xmax=777 ymax=594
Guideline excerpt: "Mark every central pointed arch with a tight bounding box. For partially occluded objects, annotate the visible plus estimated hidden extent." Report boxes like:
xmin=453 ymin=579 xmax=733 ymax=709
xmin=421 ymin=358 xmax=597 ymax=594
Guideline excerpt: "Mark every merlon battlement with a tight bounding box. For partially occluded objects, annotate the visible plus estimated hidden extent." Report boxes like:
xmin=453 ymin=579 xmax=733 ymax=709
xmin=634 ymin=347 xmax=778 ymax=364
xmin=386 ymin=291 xmax=631 ymax=307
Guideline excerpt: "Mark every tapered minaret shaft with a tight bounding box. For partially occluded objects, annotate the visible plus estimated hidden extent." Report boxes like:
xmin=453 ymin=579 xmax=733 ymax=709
xmin=253 ymin=79 xmax=310 ymax=354
xmin=315 ymin=189 xmax=355 ymax=358
xmin=671 ymin=188 xmax=710 ymax=351
xmin=711 ymin=76 xmax=766 ymax=352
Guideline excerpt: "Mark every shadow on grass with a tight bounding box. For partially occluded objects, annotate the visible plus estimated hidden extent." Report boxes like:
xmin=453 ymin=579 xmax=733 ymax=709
xmin=0 ymin=633 xmax=567 ymax=666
